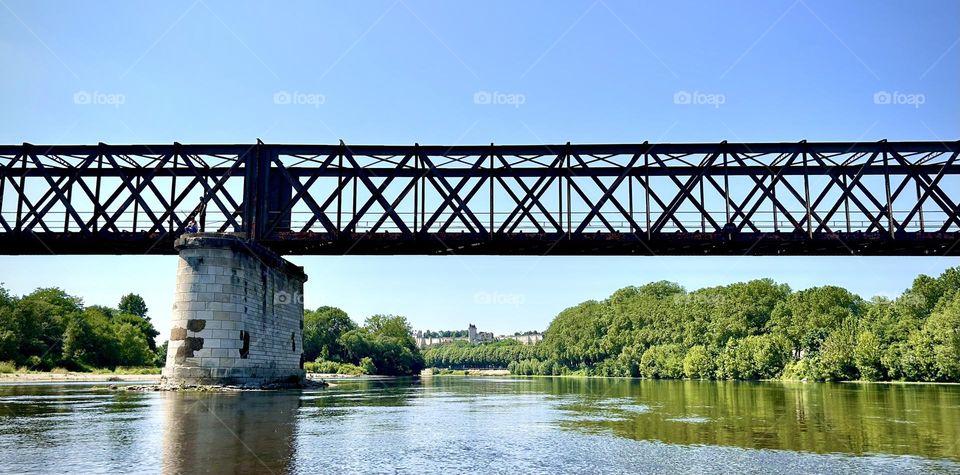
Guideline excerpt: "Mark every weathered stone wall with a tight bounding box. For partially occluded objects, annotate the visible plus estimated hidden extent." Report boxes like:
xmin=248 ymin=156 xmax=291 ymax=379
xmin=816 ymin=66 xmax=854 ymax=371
xmin=162 ymin=233 xmax=307 ymax=387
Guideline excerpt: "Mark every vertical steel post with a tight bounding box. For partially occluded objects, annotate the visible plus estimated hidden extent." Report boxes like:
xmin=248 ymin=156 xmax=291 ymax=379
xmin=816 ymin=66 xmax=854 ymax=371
xmin=489 ymin=148 xmax=494 ymax=236
xmin=338 ymin=153 xmax=344 ymax=235
xmin=723 ymin=152 xmax=731 ymax=228
xmin=169 ymin=150 xmax=177 ymax=232
xmin=16 ymin=153 xmax=26 ymax=231
xmin=93 ymin=153 xmax=101 ymax=232
xmin=803 ymin=150 xmax=812 ymax=238
xmin=843 ymin=173 xmax=851 ymax=233
xmin=699 ymin=177 xmax=705 ymax=232
xmin=644 ymin=153 xmax=651 ymax=240
xmin=133 ymin=175 xmax=140 ymax=232
xmin=884 ymin=151 xmax=895 ymax=237
xmin=629 ymin=172 xmax=635 ymax=233
xmin=566 ymin=149 xmax=572 ymax=236
xmin=916 ymin=180 xmax=925 ymax=232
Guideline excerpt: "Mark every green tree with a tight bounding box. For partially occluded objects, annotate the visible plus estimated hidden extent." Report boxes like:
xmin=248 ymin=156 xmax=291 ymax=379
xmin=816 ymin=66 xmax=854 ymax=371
xmin=335 ymin=315 xmax=424 ymax=376
xmin=118 ymin=293 xmax=149 ymax=319
xmin=853 ymin=331 xmax=883 ymax=381
xmin=61 ymin=307 xmax=118 ymax=369
xmin=818 ymin=324 xmax=859 ymax=381
xmin=0 ymin=286 xmax=18 ymax=362
xmin=114 ymin=312 xmax=159 ymax=350
xmin=682 ymin=345 xmax=714 ymax=379
xmin=155 ymin=341 xmax=168 ymax=367
xmin=639 ymin=344 xmax=684 ymax=379
xmin=769 ymin=286 xmax=864 ymax=358
xmin=903 ymin=293 xmax=960 ymax=381
xmin=303 ymin=306 xmax=356 ymax=362
xmin=115 ymin=323 xmax=152 ymax=367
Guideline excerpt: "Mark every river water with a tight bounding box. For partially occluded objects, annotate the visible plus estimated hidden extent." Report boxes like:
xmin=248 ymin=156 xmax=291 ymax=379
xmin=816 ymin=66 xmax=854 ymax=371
xmin=0 ymin=377 xmax=957 ymax=474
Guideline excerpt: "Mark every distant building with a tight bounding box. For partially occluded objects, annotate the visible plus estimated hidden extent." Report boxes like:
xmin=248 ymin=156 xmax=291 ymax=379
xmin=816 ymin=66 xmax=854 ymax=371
xmin=500 ymin=332 xmax=543 ymax=345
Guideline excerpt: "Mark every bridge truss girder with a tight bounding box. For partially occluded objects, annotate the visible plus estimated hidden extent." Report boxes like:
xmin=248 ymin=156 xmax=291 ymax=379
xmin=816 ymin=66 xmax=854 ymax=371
xmin=0 ymin=140 xmax=958 ymax=255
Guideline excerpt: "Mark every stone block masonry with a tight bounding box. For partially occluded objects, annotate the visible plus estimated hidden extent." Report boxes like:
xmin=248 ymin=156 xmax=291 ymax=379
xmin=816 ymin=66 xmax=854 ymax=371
xmin=162 ymin=233 xmax=307 ymax=387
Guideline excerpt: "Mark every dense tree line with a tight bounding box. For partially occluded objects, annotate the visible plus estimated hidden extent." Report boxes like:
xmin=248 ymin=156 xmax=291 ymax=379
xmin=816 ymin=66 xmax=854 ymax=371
xmin=0 ymin=287 xmax=162 ymax=371
xmin=428 ymin=267 xmax=960 ymax=382
xmin=423 ymin=339 xmax=537 ymax=368
xmin=303 ymin=307 xmax=424 ymax=376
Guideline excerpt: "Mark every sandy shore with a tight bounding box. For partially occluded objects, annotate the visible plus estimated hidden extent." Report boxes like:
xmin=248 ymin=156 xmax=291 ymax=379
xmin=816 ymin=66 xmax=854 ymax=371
xmin=0 ymin=372 xmax=162 ymax=383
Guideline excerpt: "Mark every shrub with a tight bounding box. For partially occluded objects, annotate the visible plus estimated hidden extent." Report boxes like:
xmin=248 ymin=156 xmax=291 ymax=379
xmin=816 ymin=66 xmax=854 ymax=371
xmin=50 ymin=367 xmax=69 ymax=375
xmin=682 ymin=346 xmax=714 ymax=379
xmin=26 ymin=355 xmax=42 ymax=370
xmin=359 ymin=357 xmax=377 ymax=375
xmin=639 ymin=344 xmax=684 ymax=379
xmin=782 ymin=356 xmax=824 ymax=381
xmin=336 ymin=362 xmax=367 ymax=375
xmin=0 ymin=361 xmax=15 ymax=374
xmin=854 ymin=331 xmax=884 ymax=381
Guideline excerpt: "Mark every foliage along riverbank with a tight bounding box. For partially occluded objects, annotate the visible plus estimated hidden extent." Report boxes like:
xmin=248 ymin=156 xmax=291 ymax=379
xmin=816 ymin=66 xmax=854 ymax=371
xmin=302 ymin=308 xmax=424 ymax=376
xmin=425 ymin=267 xmax=960 ymax=383
xmin=0 ymin=289 xmax=164 ymax=373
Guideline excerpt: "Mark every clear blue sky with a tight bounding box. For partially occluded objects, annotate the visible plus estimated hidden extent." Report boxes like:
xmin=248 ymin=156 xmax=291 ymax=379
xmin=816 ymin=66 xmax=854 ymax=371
xmin=0 ymin=1 xmax=958 ymax=341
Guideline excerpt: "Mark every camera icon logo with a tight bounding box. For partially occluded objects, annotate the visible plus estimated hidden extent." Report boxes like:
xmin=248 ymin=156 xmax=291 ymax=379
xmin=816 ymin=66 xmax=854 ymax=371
xmin=473 ymin=90 xmax=492 ymax=105
xmin=273 ymin=290 xmax=303 ymax=305
xmin=673 ymin=90 xmax=692 ymax=105
xmin=73 ymin=90 xmax=91 ymax=105
xmin=873 ymin=90 xmax=891 ymax=105
xmin=273 ymin=90 xmax=292 ymax=105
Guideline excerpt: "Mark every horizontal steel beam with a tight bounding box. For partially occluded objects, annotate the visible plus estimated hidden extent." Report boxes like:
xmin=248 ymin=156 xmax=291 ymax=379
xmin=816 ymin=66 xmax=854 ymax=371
xmin=0 ymin=231 xmax=956 ymax=256
xmin=3 ymin=165 xmax=960 ymax=178
xmin=2 ymin=140 xmax=959 ymax=156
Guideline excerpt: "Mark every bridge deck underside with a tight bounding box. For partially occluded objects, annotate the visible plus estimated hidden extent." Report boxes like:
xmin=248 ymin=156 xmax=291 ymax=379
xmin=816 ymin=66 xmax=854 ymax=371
xmin=1 ymin=231 xmax=956 ymax=256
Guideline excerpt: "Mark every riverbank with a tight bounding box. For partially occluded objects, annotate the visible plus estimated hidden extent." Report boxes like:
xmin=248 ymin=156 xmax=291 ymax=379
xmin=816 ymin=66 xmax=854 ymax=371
xmin=306 ymin=373 xmax=396 ymax=381
xmin=423 ymin=369 xmax=960 ymax=385
xmin=0 ymin=371 xmax=403 ymax=385
xmin=425 ymin=369 xmax=510 ymax=376
xmin=0 ymin=372 xmax=162 ymax=383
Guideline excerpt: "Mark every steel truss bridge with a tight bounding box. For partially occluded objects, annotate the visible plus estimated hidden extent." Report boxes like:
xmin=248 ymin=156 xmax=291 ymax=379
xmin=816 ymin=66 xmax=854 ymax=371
xmin=0 ymin=140 xmax=958 ymax=256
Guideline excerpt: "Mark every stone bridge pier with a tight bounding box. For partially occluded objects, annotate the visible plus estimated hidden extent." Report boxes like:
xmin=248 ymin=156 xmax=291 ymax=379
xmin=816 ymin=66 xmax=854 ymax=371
xmin=161 ymin=233 xmax=307 ymax=387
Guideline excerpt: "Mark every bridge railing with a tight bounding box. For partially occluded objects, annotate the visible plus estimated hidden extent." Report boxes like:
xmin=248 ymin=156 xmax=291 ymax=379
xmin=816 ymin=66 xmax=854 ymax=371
xmin=3 ymin=209 xmax=956 ymax=236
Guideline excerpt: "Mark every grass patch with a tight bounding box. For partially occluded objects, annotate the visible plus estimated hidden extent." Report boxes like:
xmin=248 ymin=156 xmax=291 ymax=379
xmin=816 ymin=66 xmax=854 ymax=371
xmin=50 ymin=367 xmax=70 ymax=375
xmin=0 ymin=361 xmax=15 ymax=374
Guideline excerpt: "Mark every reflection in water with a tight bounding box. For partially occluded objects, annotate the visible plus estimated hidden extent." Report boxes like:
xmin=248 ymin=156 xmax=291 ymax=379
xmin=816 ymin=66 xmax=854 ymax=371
xmin=549 ymin=379 xmax=960 ymax=459
xmin=0 ymin=378 xmax=958 ymax=473
xmin=160 ymin=391 xmax=300 ymax=474
xmin=424 ymin=377 xmax=960 ymax=460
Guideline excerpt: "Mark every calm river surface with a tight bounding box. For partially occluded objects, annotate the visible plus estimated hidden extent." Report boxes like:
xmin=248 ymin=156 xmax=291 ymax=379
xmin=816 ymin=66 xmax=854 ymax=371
xmin=0 ymin=377 xmax=958 ymax=474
